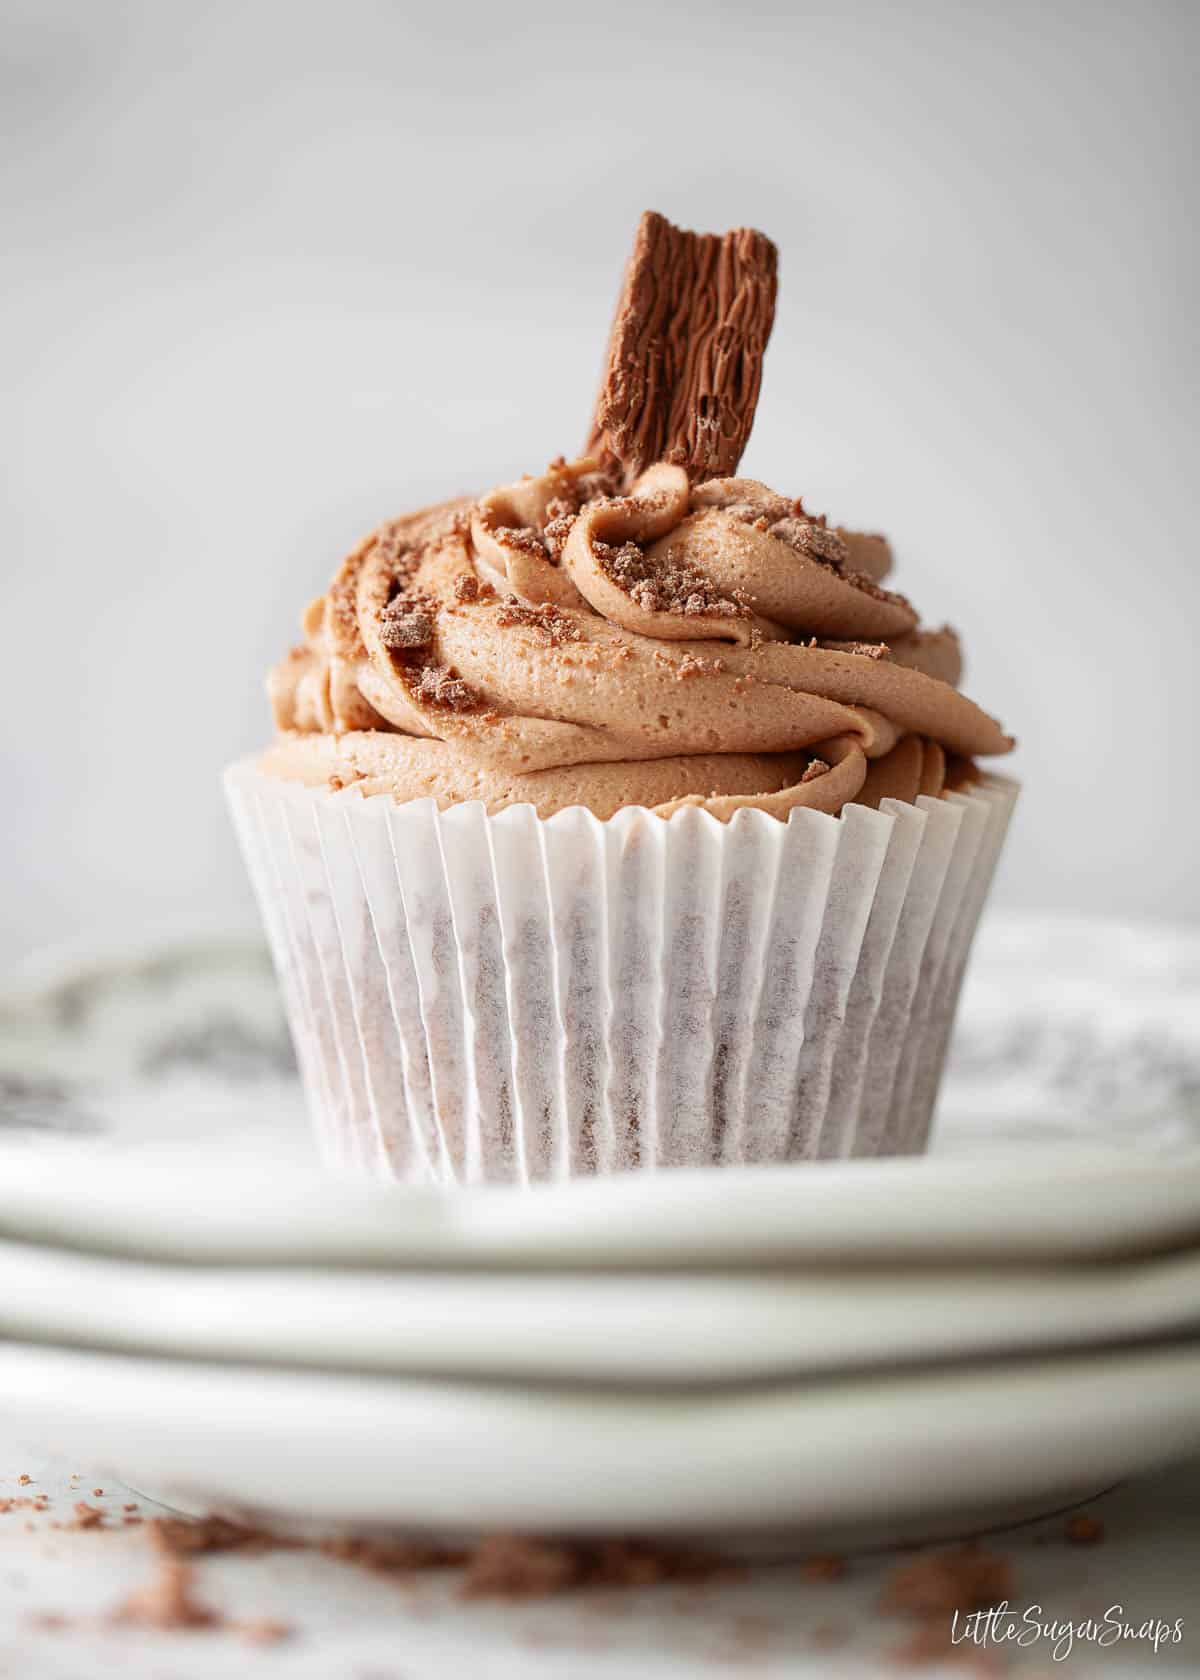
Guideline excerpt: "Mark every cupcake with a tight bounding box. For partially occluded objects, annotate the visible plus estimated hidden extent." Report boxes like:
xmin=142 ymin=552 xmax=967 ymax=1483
xmin=226 ymin=211 xmax=1016 ymax=1183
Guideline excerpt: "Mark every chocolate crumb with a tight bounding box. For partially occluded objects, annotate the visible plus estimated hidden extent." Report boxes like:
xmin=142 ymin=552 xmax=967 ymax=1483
xmin=815 ymin=638 xmax=888 ymax=659
xmin=460 ymin=1535 xmax=729 ymax=1600
xmin=494 ymin=598 xmax=581 ymax=647
xmin=319 ymin=1534 xmax=466 ymax=1575
xmin=236 ymin=1617 xmax=293 ymax=1646
xmin=18 ymin=1475 xmax=31 ymax=1486
xmin=27 ymin=1611 xmax=70 ymax=1632
xmin=379 ymin=605 xmax=435 ymax=652
xmin=148 ymin=1515 xmax=280 ymax=1557
xmin=112 ymin=1560 xmax=219 ymax=1631
xmin=799 ymin=1552 xmax=846 ymax=1581
xmin=410 ymin=663 xmax=478 ymax=712
xmin=495 ymin=524 xmax=549 ymax=560
xmin=1064 ymin=1513 xmax=1105 ymax=1546
xmin=769 ymin=516 xmax=849 ymax=567
xmin=594 ymin=538 xmax=746 ymax=619
xmin=71 ymin=1502 xmax=105 ymax=1531
xmin=454 ymin=574 xmax=495 ymax=603
xmin=460 ymin=1536 xmax=578 ymax=1599
xmin=881 ymin=1542 xmax=1014 ymax=1617
xmin=543 ymin=512 xmax=576 ymax=560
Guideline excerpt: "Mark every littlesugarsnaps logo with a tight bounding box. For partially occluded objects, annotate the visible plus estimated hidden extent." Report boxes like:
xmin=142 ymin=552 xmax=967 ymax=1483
xmin=951 ymin=1603 xmax=1185 ymax=1662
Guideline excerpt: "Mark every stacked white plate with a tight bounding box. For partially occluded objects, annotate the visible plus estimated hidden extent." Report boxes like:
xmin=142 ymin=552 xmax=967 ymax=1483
xmin=2 ymin=912 xmax=1200 ymax=1550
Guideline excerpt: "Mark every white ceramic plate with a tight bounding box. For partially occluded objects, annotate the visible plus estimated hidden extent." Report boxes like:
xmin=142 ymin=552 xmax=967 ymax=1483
xmin=3 ymin=1339 xmax=1199 ymax=1548
xmin=5 ymin=1237 xmax=1200 ymax=1383
xmin=5 ymin=1144 xmax=1200 ymax=1268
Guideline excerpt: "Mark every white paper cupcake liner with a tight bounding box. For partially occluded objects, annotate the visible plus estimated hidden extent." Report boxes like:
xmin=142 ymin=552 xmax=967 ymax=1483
xmin=225 ymin=761 xmax=1017 ymax=1183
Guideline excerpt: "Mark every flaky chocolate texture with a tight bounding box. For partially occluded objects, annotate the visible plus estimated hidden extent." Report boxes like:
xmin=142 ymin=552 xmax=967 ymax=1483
xmin=586 ymin=211 xmax=778 ymax=485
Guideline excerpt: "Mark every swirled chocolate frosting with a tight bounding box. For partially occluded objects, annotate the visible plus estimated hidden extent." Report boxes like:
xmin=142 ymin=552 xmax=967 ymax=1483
xmin=263 ymin=214 xmax=1013 ymax=818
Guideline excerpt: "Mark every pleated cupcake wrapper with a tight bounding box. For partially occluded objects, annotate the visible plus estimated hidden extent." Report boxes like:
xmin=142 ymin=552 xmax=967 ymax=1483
xmin=225 ymin=761 xmax=1017 ymax=1184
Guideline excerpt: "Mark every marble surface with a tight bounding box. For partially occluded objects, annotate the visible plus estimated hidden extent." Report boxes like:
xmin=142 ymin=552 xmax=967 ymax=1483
xmin=1 ymin=1455 xmax=1197 ymax=1678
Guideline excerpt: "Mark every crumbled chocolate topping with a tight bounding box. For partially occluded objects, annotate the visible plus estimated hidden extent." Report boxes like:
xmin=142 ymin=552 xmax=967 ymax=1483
xmin=498 ymin=524 xmax=550 ymax=559
xmin=761 ymin=515 xmax=913 ymax=610
xmin=675 ymin=651 xmax=726 ymax=679
xmin=372 ymin=583 xmax=483 ymax=714
xmin=805 ymin=638 xmax=889 ymax=659
xmin=595 ymin=539 xmax=747 ymax=619
xmin=495 ymin=598 xmax=582 ymax=647
xmin=411 ymin=664 xmax=478 ymax=712
xmin=378 ymin=605 xmax=434 ymax=652
xmin=586 ymin=210 xmax=777 ymax=482
xmin=454 ymin=574 xmax=495 ymax=604
xmin=373 ymin=521 xmax=427 ymax=591
xmin=769 ymin=516 xmax=850 ymax=567
xmin=543 ymin=512 xmax=576 ymax=559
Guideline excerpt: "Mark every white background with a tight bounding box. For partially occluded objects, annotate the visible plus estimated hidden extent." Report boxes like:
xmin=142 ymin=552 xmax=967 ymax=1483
xmin=2 ymin=0 xmax=1196 ymax=964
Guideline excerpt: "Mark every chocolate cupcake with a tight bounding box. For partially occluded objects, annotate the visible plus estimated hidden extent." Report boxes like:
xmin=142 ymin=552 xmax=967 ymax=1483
xmin=226 ymin=212 xmax=1016 ymax=1181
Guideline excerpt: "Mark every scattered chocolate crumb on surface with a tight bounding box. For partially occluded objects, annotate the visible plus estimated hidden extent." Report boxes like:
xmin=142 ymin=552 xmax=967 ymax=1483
xmin=18 ymin=1474 xmax=31 ymax=1485
xmin=1064 ymin=1513 xmax=1105 ymax=1546
xmin=27 ymin=1611 xmax=70 ymax=1633
xmin=71 ymin=1501 xmax=105 ymax=1531
xmin=459 ymin=1536 xmax=579 ymax=1600
xmin=235 ymin=1616 xmax=293 ymax=1646
xmin=319 ymin=1534 xmax=467 ymax=1575
xmin=881 ymin=1541 xmax=1014 ymax=1617
xmin=586 ymin=210 xmax=777 ymax=483
xmin=148 ymin=1514 xmax=288 ymax=1558
xmin=460 ymin=1535 xmax=731 ymax=1600
xmin=112 ymin=1559 xmax=219 ymax=1631
xmin=808 ymin=1620 xmax=851 ymax=1649
xmin=799 ymin=1552 xmax=847 ymax=1582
